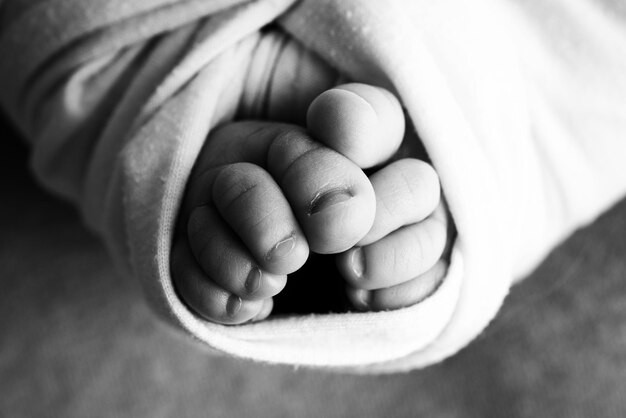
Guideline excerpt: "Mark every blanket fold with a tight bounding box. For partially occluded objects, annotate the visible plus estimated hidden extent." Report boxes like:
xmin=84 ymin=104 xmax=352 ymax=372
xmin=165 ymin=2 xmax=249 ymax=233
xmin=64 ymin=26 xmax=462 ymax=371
xmin=1 ymin=0 xmax=625 ymax=372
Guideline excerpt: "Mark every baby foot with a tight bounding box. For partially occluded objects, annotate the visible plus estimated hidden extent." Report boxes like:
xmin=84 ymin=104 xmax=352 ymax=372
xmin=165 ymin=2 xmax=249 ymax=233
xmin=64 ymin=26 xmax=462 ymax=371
xmin=307 ymin=83 xmax=451 ymax=311
xmin=171 ymin=121 xmax=379 ymax=324
xmin=171 ymin=82 xmax=451 ymax=324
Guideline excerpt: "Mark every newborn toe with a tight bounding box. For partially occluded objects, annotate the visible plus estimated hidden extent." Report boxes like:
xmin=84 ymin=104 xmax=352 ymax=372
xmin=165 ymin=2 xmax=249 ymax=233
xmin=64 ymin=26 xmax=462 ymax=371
xmin=307 ymin=83 xmax=405 ymax=169
xmin=266 ymin=128 xmax=376 ymax=254
xmin=360 ymin=158 xmax=441 ymax=246
xmin=338 ymin=213 xmax=447 ymax=291
xmin=211 ymin=162 xmax=309 ymax=275
xmin=347 ymin=261 xmax=448 ymax=311
xmin=187 ymin=204 xmax=288 ymax=300
xmin=171 ymin=236 xmax=265 ymax=324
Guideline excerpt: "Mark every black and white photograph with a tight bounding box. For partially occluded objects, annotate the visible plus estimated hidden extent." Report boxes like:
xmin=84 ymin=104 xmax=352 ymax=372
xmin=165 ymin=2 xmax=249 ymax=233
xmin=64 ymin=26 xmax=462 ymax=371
xmin=1 ymin=0 xmax=625 ymax=416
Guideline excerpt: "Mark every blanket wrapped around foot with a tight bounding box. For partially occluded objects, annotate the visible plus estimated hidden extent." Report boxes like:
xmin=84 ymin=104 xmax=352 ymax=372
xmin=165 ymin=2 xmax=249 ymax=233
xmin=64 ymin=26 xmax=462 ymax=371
xmin=1 ymin=0 xmax=625 ymax=372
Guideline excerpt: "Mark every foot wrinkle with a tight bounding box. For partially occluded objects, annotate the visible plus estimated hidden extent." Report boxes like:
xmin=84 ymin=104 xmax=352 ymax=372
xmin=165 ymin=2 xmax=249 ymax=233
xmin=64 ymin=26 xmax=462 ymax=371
xmin=273 ymin=142 xmax=320 ymax=185
xmin=221 ymin=177 xmax=260 ymax=213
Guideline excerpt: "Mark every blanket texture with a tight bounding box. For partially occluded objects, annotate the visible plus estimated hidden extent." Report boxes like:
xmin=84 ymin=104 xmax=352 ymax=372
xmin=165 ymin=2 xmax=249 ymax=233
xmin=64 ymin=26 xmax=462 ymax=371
xmin=1 ymin=0 xmax=625 ymax=372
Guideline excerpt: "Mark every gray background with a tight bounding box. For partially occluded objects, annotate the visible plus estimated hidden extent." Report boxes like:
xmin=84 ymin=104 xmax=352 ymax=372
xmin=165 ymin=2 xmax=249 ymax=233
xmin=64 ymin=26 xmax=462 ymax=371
xmin=1 ymin=117 xmax=625 ymax=418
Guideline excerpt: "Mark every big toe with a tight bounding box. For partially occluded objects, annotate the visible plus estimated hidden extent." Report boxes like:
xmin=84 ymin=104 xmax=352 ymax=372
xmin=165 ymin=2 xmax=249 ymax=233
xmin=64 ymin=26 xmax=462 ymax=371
xmin=266 ymin=128 xmax=376 ymax=254
xmin=306 ymin=83 xmax=405 ymax=169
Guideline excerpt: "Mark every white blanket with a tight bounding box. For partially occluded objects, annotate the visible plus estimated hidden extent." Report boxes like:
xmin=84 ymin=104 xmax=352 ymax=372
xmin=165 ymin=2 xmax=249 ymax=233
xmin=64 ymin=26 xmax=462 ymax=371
xmin=1 ymin=0 xmax=625 ymax=372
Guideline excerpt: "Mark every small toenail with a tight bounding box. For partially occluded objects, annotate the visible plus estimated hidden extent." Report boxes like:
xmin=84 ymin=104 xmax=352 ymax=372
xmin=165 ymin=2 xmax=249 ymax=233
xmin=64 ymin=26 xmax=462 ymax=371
xmin=245 ymin=268 xmax=262 ymax=294
xmin=353 ymin=288 xmax=371 ymax=310
xmin=226 ymin=295 xmax=242 ymax=318
xmin=308 ymin=187 xmax=354 ymax=215
xmin=351 ymin=247 xmax=365 ymax=278
xmin=268 ymin=235 xmax=295 ymax=261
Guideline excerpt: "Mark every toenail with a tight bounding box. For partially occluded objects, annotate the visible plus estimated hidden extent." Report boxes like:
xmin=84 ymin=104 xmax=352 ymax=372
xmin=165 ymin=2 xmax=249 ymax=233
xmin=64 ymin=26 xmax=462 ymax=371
xmin=245 ymin=268 xmax=262 ymax=294
xmin=226 ymin=295 xmax=242 ymax=318
xmin=267 ymin=235 xmax=295 ymax=260
xmin=351 ymin=247 xmax=365 ymax=278
xmin=308 ymin=187 xmax=354 ymax=215
xmin=352 ymin=288 xmax=371 ymax=310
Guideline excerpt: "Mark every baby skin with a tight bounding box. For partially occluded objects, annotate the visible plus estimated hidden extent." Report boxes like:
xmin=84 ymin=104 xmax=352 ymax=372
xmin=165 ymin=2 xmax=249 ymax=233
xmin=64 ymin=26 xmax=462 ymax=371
xmin=171 ymin=83 xmax=451 ymax=324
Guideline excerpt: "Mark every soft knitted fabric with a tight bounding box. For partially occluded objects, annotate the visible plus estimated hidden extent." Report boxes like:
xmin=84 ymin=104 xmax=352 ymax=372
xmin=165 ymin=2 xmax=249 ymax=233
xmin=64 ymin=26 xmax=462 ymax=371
xmin=1 ymin=0 xmax=624 ymax=372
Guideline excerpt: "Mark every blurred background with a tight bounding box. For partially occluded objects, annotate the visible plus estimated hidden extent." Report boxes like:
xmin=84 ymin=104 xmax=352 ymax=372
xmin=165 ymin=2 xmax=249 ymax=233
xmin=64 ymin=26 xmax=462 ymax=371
xmin=1 ymin=114 xmax=625 ymax=418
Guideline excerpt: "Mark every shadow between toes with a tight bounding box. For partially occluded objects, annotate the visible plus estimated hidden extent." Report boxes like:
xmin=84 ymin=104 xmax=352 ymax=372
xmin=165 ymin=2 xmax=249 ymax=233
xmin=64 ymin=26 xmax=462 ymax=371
xmin=273 ymin=253 xmax=349 ymax=314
